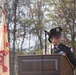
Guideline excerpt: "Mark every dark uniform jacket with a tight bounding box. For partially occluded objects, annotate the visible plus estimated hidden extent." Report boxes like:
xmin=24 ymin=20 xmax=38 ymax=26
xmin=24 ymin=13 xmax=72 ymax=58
xmin=51 ymin=43 xmax=76 ymax=67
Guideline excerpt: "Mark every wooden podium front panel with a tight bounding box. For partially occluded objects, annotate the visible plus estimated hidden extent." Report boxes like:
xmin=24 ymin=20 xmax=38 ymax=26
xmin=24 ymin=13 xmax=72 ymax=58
xmin=18 ymin=55 xmax=42 ymax=75
xmin=18 ymin=55 xmax=74 ymax=75
xmin=18 ymin=55 xmax=60 ymax=75
xmin=42 ymin=55 xmax=60 ymax=75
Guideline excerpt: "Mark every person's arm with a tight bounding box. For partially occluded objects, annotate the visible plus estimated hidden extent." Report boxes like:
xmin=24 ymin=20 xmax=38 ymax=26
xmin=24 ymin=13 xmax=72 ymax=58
xmin=66 ymin=48 xmax=76 ymax=68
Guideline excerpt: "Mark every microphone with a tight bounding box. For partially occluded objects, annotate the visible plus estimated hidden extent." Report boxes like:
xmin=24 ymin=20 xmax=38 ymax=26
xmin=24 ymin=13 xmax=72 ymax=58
xmin=44 ymin=30 xmax=49 ymax=35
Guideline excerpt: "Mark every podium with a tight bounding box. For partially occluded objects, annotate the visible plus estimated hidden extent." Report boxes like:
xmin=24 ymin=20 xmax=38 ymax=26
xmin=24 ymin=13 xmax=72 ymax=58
xmin=18 ymin=54 xmax=74 ymax=75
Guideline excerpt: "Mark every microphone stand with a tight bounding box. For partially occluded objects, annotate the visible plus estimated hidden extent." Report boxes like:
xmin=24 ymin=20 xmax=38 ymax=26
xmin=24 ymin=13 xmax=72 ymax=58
xmin=44 ymin=30 xmax=48 ymax=54
xmin=45 ymin=31 xmax=47 ymax=54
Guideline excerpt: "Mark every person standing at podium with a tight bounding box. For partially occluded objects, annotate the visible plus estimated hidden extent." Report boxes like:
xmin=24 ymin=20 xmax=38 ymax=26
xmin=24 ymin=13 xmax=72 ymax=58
xmin=48 ymin=26 xmax=76 ymax=68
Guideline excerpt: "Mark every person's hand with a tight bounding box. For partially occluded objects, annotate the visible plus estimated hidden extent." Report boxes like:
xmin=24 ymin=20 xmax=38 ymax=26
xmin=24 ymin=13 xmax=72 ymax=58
xmin=58 ymin=51 xmax=66 ymax=56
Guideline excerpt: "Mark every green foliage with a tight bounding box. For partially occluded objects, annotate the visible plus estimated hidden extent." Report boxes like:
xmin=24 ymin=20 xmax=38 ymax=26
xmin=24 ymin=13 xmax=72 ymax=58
xmin=34 ymin=49 xmax=43 ymax=54
xmin=44 ymin=18 xmax=50 ymax=23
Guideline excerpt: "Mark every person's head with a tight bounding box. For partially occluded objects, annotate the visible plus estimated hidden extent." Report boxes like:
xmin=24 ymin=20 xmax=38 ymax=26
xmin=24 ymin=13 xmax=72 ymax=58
xmin=48 ymin=27 xmax=62 ymax=46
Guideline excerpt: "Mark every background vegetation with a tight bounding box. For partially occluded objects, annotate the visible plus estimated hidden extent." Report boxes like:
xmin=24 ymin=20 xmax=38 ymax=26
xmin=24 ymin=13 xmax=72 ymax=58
xmin=0 ymin=0 xmax=76 ymax=75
